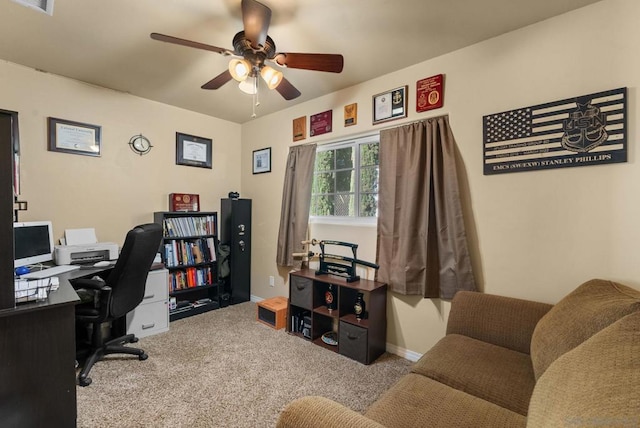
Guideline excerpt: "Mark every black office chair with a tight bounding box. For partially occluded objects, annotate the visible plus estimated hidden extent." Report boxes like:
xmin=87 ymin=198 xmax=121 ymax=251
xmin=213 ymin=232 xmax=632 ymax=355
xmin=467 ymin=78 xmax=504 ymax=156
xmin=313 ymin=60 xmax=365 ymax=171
xmin=72 ymin=223 xmax=162 ymax=387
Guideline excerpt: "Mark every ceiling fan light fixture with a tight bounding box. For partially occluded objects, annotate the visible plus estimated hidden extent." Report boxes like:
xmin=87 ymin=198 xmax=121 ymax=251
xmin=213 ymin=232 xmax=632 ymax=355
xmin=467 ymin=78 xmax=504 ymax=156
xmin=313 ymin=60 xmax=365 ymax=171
xmin=229 ymin=58 xmax=251 ymax=81
xmin=260 ymin=66 xmax=283 ymax=89
xmin=238 ymin=76 xmax=258 ymax=95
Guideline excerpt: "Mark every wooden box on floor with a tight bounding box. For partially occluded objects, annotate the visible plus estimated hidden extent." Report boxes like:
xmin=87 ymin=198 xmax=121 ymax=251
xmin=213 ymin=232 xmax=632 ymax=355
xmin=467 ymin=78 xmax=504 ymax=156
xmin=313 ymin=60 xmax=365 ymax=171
xmin=257 ymin=296 xmax=288 ymax=330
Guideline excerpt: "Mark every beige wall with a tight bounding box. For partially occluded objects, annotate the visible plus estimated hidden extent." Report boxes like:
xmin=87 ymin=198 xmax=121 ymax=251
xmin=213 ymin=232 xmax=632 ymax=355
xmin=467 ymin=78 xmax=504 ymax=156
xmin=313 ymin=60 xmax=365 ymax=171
xmin=1 ymin=62 xmax=241 ymax=246
xmin=242 ymin=0 xmax=640 ymax=358
xmin=4 ymin=0 xmax=639 ymax=359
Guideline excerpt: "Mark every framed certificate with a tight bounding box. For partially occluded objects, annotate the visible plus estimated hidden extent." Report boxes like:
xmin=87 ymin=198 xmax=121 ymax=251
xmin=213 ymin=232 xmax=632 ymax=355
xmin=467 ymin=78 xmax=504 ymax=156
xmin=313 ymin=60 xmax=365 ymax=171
xmin=176 ymin=132 xmax=212 ymax=169
xmin=372 ymin=86 xmax=408 ymax=125
xmin=253 ymin=147 xmax=271 ymax=174
xmin=48 ymin=117 xmax=101 ymax=156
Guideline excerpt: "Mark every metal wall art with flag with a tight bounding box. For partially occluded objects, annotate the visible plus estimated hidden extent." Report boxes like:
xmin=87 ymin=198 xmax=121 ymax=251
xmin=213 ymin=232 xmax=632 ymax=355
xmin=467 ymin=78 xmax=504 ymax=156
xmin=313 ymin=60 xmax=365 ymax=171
xmin=483 ymin=87 xmax=627 ymax=175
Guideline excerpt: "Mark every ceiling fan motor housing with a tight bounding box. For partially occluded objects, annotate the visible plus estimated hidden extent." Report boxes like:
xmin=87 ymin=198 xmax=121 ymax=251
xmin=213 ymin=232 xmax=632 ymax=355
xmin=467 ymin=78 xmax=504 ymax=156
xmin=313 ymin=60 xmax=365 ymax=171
xmin=233 ymin=31 xmax=276 ymax=71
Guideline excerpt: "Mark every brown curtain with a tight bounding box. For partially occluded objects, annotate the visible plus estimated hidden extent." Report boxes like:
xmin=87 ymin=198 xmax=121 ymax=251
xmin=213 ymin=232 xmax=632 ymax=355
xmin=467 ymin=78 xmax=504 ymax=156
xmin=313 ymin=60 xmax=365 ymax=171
xmin=376 ymin=115 xmax=475 ymax=299
xmin=276 ymin=144 xmax=317 ymax=267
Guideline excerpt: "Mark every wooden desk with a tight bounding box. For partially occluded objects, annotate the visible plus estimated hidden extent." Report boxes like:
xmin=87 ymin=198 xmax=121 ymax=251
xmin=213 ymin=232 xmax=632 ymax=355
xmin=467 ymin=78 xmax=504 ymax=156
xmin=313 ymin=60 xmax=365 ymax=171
xmin=0 ymin=267 xmax=110 ymax=428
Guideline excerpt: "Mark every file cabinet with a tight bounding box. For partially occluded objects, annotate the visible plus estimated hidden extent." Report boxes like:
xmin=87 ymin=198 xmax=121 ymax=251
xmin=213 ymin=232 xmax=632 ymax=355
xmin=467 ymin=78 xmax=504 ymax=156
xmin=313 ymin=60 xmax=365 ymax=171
xmin=126 ymin=268 xmax=169 ymax=338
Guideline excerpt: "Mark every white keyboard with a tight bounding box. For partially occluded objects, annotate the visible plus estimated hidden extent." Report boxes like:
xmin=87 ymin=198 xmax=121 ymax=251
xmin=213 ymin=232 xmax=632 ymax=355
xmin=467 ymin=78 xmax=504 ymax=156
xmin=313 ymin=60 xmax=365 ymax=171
xmin=21 ymin=264 xmax=81 ymax=279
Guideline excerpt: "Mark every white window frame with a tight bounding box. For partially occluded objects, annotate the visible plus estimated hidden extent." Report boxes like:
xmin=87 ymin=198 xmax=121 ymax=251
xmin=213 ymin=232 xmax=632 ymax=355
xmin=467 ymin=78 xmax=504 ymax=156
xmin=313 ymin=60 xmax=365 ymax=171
xmin=310 ymin=133 xmax=379 ymax=225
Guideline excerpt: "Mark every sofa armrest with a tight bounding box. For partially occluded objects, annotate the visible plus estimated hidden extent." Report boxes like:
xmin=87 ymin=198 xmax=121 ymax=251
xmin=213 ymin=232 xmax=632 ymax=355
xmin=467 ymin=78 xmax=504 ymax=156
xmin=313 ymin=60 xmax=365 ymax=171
xmin=446 ymin=291 xmax=553 ymax=354
xmin=276 ymin=396 xmax=385 ymax=428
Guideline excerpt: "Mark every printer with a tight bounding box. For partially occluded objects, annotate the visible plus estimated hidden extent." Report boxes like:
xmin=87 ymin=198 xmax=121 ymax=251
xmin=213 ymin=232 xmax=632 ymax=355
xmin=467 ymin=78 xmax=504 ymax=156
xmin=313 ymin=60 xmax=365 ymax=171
xmin=54 ymin=242 xmax=119 ymax=265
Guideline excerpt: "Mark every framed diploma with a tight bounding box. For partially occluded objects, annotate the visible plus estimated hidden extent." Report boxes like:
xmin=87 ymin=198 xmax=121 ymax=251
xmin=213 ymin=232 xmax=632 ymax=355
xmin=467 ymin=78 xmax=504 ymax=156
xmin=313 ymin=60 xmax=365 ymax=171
xmin=176 ymin=132 xmax=212 ymax=169
xmin=48 ymin=117 xmax=101 ymax=157
xmin=373 ymin=86 xmax=408 ymax=125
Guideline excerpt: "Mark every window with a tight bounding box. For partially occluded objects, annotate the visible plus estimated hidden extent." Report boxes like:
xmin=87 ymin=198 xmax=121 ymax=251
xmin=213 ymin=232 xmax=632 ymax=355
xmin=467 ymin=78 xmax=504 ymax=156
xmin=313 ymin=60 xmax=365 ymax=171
xmin=310 ymin=134 xmax=379 ymax=218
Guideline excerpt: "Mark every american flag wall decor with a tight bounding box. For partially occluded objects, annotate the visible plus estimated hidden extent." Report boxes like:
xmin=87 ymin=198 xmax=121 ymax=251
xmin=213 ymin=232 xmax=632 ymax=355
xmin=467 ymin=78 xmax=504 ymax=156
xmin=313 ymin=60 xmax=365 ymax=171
xmin=483 ymin=87 xmax=627 ymax=175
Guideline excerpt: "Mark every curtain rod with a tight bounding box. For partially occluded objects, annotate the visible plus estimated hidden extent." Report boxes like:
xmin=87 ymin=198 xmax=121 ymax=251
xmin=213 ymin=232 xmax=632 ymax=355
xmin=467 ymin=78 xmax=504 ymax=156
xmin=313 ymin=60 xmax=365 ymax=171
xmin=294 ymin=112 xmax=450 ymax=148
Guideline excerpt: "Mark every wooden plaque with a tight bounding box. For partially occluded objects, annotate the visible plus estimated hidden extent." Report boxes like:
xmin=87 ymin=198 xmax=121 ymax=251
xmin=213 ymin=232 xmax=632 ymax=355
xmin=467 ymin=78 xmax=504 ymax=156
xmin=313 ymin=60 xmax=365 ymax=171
xmin=293 ymin=116 xmax=306 ymax=142
xmin=416 ymin=74 xmax=444 ymax=113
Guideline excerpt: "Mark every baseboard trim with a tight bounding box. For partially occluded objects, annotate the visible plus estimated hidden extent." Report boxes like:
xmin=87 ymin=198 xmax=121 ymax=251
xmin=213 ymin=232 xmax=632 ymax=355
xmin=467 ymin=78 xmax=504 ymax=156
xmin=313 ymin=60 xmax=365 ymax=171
xmin=386 ymin=342 xmax=422 ymax=362
xmin=252 ymin=295 xmax=423 ymax=362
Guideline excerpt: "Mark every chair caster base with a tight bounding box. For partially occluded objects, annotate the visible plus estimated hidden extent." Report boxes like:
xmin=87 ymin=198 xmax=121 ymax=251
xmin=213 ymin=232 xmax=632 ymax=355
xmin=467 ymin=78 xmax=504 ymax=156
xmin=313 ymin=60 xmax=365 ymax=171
xmin=78 ymin=376 xmax=92 ymax=387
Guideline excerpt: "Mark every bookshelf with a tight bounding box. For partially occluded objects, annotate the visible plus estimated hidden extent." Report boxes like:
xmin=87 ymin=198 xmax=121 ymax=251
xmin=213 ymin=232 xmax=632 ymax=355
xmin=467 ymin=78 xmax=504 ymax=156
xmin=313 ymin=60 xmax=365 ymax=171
xmin=154 ymin=211 xmax=220 ymax=321
xmin=287 ymin=269 xmax=387 ymax=364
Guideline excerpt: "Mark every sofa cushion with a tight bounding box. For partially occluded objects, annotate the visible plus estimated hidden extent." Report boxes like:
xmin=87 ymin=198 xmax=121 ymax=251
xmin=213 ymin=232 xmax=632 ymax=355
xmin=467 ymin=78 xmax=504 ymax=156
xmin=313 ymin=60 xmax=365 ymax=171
xmin=527 ymin=311 xmax=640 ymax=427
xmin=411 ymin=334 xmax=535 ymax=415
xmin=364 ymin=373 xmax=526 ymax=428
xmin=446 ymin=291 xmax=552 ymax=354
xmin=530 ymin=279 xmax=640 ymax=380
xmin=277 ymin=396 xmax=386 ymax=428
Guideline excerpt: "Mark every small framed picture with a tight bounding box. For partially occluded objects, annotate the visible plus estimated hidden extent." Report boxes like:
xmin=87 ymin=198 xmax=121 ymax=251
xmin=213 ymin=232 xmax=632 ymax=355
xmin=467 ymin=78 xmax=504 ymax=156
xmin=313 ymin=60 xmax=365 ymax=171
xmin=48 ymin=117 xmax=101 ymax=157
xmin=372 ymin=85 xmax=408 ymax=125
xmin=253 ymin=147 xmax=271 ymax=174
xmin=176 ymin=132 xmax=212 ymax=169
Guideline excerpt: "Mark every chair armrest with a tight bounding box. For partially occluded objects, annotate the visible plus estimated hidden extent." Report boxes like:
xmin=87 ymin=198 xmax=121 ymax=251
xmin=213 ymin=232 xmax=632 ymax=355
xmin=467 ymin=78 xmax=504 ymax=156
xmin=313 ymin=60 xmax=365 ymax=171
xmin=276 ymin=396 xmax=385 ymax=428
xmin=71 ymin=278 xmax=109 ymax=291
xmin=446 ymin=291 xmax=553 ymax=354
xmin=72 ymin=278 xmax=112 ymax=320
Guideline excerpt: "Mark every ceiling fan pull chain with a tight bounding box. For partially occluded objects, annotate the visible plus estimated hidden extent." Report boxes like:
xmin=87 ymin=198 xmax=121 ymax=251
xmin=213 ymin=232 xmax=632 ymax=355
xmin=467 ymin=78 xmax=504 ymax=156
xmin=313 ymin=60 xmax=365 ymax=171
xmin=252 ymin=76 xmax=260 ymax=118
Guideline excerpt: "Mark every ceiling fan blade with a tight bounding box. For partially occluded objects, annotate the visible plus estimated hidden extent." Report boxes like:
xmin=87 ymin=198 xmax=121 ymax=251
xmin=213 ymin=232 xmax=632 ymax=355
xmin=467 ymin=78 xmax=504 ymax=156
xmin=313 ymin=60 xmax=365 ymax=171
xmin=241 ymin=0 xmax=271 ymax=49
xmin=273 ymin=53 xmax=344 ymax=73
xmin=275 ymin=77 xmax=301 ymax=100
xmin=201 ymin=70 xmax=233 ymax=90
xmin=150 ymin=33 xmax=231 ymax=55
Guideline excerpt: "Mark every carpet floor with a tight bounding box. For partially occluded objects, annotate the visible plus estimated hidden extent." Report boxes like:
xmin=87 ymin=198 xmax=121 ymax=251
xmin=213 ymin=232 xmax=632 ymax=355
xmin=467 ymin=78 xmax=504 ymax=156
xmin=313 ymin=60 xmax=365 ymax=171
xmin=76 ymin=301 xmax=412 ymax=427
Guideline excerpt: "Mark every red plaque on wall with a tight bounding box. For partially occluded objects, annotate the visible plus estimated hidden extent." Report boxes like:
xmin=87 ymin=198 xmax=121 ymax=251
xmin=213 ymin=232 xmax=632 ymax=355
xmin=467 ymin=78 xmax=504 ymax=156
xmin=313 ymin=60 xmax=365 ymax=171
xmin=310 ymin=110 xmax=332 ymax=137
xmin=416 ymin=74 xmax=444 ymax=113
xmin=169 ymin=193 xmax=200 ymax=212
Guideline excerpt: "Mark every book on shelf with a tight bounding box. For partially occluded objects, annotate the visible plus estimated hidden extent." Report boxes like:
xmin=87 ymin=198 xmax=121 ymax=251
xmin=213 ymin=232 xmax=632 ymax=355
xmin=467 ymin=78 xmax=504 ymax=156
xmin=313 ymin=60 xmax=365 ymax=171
xmin=192 ymin=298 xmax=213 ymax=308
xmin=168 ymin=266 xmax=214 ymax=292
xmin=162 ymin=215 xmax=217 ymax=238
xmin=163 ymin=236 xmax=217 ymax=268
xmin=170 ymin=304 xmax=193 ymax=315
xmin=206 ymin=237 xmax=217 ymax=261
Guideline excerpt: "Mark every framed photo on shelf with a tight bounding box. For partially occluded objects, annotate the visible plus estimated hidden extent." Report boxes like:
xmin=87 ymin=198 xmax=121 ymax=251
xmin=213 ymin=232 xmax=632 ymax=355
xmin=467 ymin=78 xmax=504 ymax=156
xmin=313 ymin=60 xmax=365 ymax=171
xmin=253 ymin=147 xmax=271 ymax=174
xmin=176 ymin=132 xmax=212 ymax=169
xmin=372 ymin=85 xmax=408 ymax=125
xmin=48 ymin=117 xmax=101 ymax=157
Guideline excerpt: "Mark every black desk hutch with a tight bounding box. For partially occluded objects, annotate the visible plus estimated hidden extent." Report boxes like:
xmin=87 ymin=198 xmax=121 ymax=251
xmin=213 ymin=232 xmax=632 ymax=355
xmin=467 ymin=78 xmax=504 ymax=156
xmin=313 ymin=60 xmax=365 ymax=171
xmin=0 ymin=110 xmax=78 ymax=427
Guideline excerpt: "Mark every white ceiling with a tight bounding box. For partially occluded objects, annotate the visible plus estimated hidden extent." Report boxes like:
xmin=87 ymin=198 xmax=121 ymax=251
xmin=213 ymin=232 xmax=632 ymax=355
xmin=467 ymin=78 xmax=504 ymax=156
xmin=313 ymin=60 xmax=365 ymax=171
xmin=0 ymin=0 xmax=602 ymax=124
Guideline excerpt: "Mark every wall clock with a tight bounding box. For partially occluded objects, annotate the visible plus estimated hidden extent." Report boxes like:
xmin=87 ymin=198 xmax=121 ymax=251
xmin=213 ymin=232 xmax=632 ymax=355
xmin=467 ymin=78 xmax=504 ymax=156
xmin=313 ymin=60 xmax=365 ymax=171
xmin=128 ymin=134 xmax=152 ymax=155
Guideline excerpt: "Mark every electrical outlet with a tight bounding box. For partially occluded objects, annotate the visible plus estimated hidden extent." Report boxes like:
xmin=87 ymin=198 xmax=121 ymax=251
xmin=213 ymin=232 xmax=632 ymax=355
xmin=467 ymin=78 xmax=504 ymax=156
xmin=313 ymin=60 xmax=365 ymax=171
xmin=269 ymin=276 xmax=275 ymax=287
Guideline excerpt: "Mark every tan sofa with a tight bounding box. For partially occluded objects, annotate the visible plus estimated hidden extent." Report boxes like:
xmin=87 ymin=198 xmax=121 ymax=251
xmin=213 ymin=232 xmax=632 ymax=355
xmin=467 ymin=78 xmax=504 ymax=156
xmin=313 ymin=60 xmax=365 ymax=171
xmin=277 ymin=279 xmax=640 ymax=427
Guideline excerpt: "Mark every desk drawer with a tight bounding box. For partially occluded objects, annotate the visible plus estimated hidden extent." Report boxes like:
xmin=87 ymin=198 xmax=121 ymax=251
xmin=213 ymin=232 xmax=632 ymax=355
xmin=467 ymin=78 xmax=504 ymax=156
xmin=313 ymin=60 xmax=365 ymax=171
xmin=126 ymin=301 xmax=169 ymax=339
xmin=290 ymin=275 xmax=313 ymax=310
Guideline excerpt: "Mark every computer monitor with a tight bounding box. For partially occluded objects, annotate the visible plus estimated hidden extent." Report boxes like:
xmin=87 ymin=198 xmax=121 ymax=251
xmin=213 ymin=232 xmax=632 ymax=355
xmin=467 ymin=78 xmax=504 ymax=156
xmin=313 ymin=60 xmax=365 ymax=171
xmin=13 ymin=221 xmax=55 ymax=268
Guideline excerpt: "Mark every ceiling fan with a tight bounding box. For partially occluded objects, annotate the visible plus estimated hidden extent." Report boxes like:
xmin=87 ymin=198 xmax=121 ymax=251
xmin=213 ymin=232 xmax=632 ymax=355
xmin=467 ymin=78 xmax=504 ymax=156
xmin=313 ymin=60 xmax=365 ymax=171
xmin=150 ymin=0 xmax=344 ymax=101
